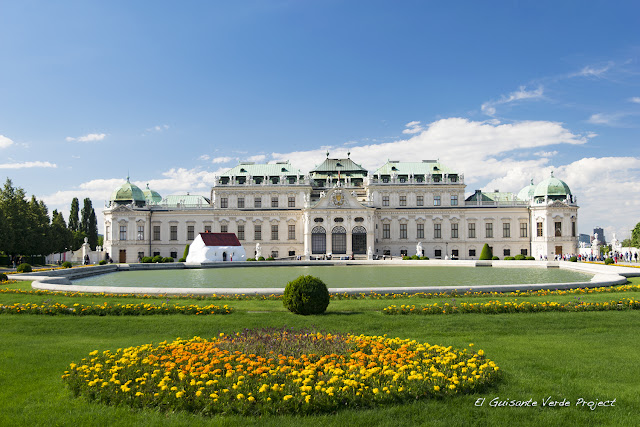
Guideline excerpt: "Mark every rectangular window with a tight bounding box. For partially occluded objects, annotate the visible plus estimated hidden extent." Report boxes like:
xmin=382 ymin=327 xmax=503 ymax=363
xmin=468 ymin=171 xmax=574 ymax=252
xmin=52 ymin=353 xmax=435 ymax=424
xmin=237 ymin=225 xmax=245 ymax=240
xmin=254 ymin=225 xmax=262 ymax=240
xmin=187 ymin=225 xmax=194 ymax=240
xmin=434 ymin=195 xmax=441 ymax=206
xmin=400 ymin=224 xmax=407 ymax=239
xmin=451 ymin=195 xmax=458 ymax=206
xmin=119 ymin=226 xmax=127 ymax=241
xmin=220 ymin=225 xmax=228 ymax=233
xmin=254 ymin=197 xmax=262 ymax=208
xmin=170 ymin=251 xmax=177 ymax=259
xmin=485 ymin=223 xmax=493 ymax=238
xmin=106 ymin=226 xmax=110 ymax=241
xmin=469 ymin=249 xmax=476 ymax=257
xmin=382 ymin=224 xmax=390 ymax=239
xmin=288 ymin=224 xmax=295 ymax=240
xmin=521 ymin=249 xmax=528 ymax=256
xmin=417 ymin=195 xmax=424 ymax=206
xmin=170 ymin=225 xmax=178 ymax=241
xmin=451 ymin=249 xmax=459 ymax=258
xmin=435 ymin=249 xmax=442 ymax=258
xmin=382 ymin=196 xmax=389 ymax=206
xmin=220 ymin=197 xmax=228 ymax=208
xmin=237 ymin=197 xmax=245 ymax=208
xmin=504 ymin=249 xmax=511 ymax=257
xmin=153 ymin=226 xmax=160 ymax=241
xmin=399 ymin=196 xmax=406 ymax=206
xmin=271 ymin=225 xmax=278 ymax=240
xmin=451 ymin=223 xmax=458 ymax=238
xmin=271 ymin=197 xmax=278 ymax=208
xmin=204 ymin=225 xmax=211 ymax=233
xmin=137 ymin=251 xmax=144 ymax=261
xmin=434 ymin=223 xmax=442 ymax=239
xmin=137 ymin=225 xmax=144 ymax=241
xmin=555 ymin=221 xmax=562 ymax=237
xmin=417 ymin=223 xmax=424 ymax=239
xmin=520 ymin=223 xmax=528 ymax=238
xmin=572 ymin=221 xmax=576 ymax=237
xmin=537 ymin=222 xmax=543 ymax=237
xmin=288 ymin=250 xmax=295 ymax=256
xmin=288 ymin=196 xmax=295 ymax=208
xmin=153 ymin=251 xmax=160 ymax=257
xmin=271 ymin=251 xmax=278 ymax=259
xmin=503 ymin=223 xmax=510 ymax=238
xmin=468 ymin=223 xmax=476 ymax=238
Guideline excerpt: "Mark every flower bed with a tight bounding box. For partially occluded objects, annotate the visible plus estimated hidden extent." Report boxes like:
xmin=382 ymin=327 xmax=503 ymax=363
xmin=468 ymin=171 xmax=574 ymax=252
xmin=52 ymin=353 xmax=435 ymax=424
xmin=62 ymin=328 xmax=500 ymax=415
xmin=383 ymin=298 xmax=640 ymax=315
xmin=0 ymin=302 xmax=233 ymax=316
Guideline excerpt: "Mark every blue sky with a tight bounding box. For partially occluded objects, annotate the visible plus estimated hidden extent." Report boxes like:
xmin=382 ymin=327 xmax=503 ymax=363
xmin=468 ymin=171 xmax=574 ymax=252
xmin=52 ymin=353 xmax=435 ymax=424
xmin=1 ymin=1 xmax=639 ymax=241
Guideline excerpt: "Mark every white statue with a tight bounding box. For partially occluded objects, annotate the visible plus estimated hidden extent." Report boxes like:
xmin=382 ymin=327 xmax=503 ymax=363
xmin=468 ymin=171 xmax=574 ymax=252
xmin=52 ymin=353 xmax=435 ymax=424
xmin=416 ymin=242 xmax=423 ymax=257
xmin=592 ymin=233 xmax=599 ymax=248
xmin=255 ymin=243 xmax=262 ymax=259
xmin=367 ymin=246 xmax=373 ymax=260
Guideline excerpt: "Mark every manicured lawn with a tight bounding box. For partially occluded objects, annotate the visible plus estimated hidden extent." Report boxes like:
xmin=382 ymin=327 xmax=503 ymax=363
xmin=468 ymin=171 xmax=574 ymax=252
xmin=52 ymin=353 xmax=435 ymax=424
xmin=1 ymin=279 xmax=639 ymax=426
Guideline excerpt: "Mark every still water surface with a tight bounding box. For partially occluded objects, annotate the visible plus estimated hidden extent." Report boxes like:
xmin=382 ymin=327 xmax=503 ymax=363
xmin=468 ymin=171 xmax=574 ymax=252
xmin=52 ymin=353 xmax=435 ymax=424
xmin=73 ymin=265 xmax=593 ymax=289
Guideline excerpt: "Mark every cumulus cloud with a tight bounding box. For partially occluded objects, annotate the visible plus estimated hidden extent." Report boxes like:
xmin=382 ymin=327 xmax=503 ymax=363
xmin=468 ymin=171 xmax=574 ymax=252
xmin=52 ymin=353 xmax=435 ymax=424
xmin=481 ymin=86 xmax=544 ymax=116
xmin=247 ymin=154 xmax=266 ymax=162
xmin=212 ymin=156 xmax=234 ymax=164
xmin=198 ymin=154 xmax=210 ymax=161
xmin=402 ymin=121 xmax=424 ymax=134
xmin=66 ymin=133 xmax=106 ymax=142
xmin=0 ymin=134 xmax=14 ymax=149
xmin=0 ymin=161 xmax=57 ymax=169
xmin=534 ymin=150 xmax=558 ymax=157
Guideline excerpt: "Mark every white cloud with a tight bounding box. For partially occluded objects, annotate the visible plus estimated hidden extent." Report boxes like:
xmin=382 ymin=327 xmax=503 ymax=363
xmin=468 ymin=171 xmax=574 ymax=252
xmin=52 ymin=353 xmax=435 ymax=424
xmin=629 ymin=97 xmax=640 ymax=104
xmin=0 ymin=134 xmax=14 ymax=149
xmin=402 ymin=121 xmax=424 ymax=134
xmin=212 ymin=156 xmax=234 ymax=164
xmin=247 ymin=154 xmax=267 ymax=162
xmin=481 ymin=85 xmax=544 ymax=116
xmin=147 ymin=124 xmax=170 ymax=132
xmin=198 ymin=154 xmax=210 ymax=161
xmin=0 ymin=161 xmax=57 ymax=169
xmin=534 ymin=150 xmax=558 ymax=157
xmin=66 ymin=133 xmax=106 ymax=142
xmin=570 ymin=62 xmax=614 ymax=78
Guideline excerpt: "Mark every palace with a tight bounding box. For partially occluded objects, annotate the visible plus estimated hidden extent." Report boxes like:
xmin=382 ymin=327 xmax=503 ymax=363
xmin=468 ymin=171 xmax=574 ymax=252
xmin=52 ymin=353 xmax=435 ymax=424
xmin=103 ymin=154 xmax=578 ymax=263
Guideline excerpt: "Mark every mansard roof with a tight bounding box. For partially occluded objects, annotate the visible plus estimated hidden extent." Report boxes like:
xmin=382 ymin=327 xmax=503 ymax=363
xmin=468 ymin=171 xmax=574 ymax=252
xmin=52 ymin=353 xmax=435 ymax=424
xmin=162 ymin=194 xmax=211 ymax=206
xmin=465 ymin=190 xmax=516 ymax=202
xmin=374 ymin=160 xmax=457 ymax=176
xmin=310 ymin=158 xmax=367 ymax=174
xmin=220 ymin=161 xmax=303 ymax=177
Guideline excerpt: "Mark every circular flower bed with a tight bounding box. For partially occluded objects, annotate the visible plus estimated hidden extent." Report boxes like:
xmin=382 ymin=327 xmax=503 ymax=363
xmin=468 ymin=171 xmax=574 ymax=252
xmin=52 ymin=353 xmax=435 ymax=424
xmin=62 ymin=328 xmax=500 ymax=415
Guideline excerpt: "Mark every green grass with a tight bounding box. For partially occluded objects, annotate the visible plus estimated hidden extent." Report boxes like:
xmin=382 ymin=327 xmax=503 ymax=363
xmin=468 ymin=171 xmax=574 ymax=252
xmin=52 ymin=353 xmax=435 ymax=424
xmin=1 ymin=279 xmax=639 ymax=426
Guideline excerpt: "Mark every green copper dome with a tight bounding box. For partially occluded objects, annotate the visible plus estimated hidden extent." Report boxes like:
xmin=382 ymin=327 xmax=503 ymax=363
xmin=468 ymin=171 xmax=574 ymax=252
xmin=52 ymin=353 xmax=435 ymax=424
xmin=142 ymin=183 xmax=162 ymax=204
xmin=533 ymin=172 xmax=572 ymax=199
xmin=110 ymin=177 xmax=146 ymax=206
xmin=517 ymin=179 xmax=536 ymax=201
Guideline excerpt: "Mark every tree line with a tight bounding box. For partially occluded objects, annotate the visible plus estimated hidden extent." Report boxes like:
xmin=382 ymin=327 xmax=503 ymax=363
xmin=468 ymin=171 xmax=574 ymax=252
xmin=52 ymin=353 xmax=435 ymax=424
xmin=0 ymin=178 xmax=100 ymax=260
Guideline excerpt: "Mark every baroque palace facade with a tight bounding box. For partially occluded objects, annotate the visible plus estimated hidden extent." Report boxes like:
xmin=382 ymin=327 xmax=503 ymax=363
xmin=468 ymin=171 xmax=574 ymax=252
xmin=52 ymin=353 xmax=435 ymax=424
xmin=103 ymin=155 xmax=579 ymax=263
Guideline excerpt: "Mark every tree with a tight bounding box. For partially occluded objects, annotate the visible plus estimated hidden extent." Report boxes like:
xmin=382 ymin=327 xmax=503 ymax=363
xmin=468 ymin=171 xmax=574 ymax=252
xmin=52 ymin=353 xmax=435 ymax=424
xmin=27 ymin=196 xmax=51 ymax=256
xmin=631 ymin=222 xmax=640 ymax=248
xmin=0 ymin=178 xmax=30 ymax=255
xmin=88 ymin=208 xmax=98 ymax=250
xmin=621 ymin=238 xmax=632 ymax=248
xmin=479 ymin=243 xmax=493 ymax=260
xmin=80 ymin=198 xmax=92 ymax=234
xmin=50 ymin=210 xmax=72 ymax=256
xmin=68 ymin=198 xmax=79 ymax=232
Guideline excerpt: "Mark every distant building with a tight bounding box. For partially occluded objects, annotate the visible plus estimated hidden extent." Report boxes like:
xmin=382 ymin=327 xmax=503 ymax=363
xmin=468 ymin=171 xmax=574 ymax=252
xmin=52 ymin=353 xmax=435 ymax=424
xmin=103 ymin=155 xmax=579 ymax=262
xmin=579 ymin=234 xmax=591 ymax=246
xmin=593 ymin=227 xmax=607 ymax=245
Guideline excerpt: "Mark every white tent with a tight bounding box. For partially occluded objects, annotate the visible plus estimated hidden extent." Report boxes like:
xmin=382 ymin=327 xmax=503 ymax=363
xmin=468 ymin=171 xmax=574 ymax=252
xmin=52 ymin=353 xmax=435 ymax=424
xmin=186 ymin=233 xmax=246 ymax=263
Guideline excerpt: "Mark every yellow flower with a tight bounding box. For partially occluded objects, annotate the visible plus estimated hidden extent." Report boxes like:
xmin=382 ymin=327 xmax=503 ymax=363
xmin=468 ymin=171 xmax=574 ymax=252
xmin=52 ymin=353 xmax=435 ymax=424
xmin=237 ymin=394 xmax=245 ymax=400
xmin=283 ymin=395 xmax=293 ymax=401
xmin=433 ymin=386 xmax=440 ymax=391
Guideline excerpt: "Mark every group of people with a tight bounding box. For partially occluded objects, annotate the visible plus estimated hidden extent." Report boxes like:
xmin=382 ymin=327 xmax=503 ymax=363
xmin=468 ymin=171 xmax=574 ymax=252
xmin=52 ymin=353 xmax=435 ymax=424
xmin=549 ymin=252 xmax=639 ymax=263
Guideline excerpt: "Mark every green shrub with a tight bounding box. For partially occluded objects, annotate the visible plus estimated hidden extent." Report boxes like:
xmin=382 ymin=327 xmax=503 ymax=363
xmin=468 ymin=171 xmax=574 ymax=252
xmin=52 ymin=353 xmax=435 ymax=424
xmin=514 ymin=254 xmax=525 ymax=261
xmin=152 ymin=255 xmax=163 ymax=263
xmin=257 ymin=256 xmax=265 ymax=261
xmin=604 ymin=257 xmax=614 ymax=265
xmin=479 ymin=244 xmax=492 ymax=260
xmin=504 ymin=256 xmax=515 ymax=260
xmin=99 ymin=260 xmax=107 ymax=265
xmin=526 ymin=256 xmax=535 ymax=260
xmin=283 ymin=275 xmax=330 ymax=315
xmin=402 ymin=256 xmax=410 ymax=260
xmin=569 ymin=256 xmax=578 ymax=262
xmin=183 ymin=245 xmax=190 ymax=260
xmin=61 ymin=261 xmax=73 ymax=268
xmin=0 ymin=255 xmax=10 ymax=266
xmin=17 ymin=263 xmax=32 ymax=273
xmin=178 ymin=257 xmax=186 ymax=262
xmin=141 ymin=256 xmax=153 ymax=263
xmin=420 ymin=256 xmax=429 ymax=260
xmin=162 ymin=257 xmax=174 ymax=263
xmin=0 ymin=273 xmax=8 ymax=282
xmin=246 ymin=258 xmax=256 ymax=261
xmin=491 ymin=256 xmax=500 ymax=260
xmin=266 ymin=256 xmax=275 ymax=261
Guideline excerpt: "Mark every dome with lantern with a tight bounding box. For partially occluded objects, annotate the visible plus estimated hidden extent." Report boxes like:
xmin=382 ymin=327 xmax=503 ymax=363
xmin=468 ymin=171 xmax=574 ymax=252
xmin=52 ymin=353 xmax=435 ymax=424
xmin=110 ymin=177 xmax=146 ymax=207
xmin=533 ymin=171 xmax=573 ymax=202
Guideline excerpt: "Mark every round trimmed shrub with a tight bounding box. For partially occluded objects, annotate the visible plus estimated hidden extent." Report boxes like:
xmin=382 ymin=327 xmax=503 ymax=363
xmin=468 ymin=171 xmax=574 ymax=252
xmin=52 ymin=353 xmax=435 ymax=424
xmin=141 ymin=256 xmax=153 ymax=263
xmin=246 ymin=258 xmax=256 ymax=261
xmin=491 ymin=256 xmax=500 ymax=260
xmin=604 ymin=257 xmax=614 ymax=265
xmin=504 ymin=256 xmax=515 ymax=261
xmin=257 ymin=256 xmax=265 ymax=261
xmin=17 ymin=263 xmax=32 ymax=273
xmin=283 ymin=275 xmax=330 ymax=315
xmin=61 ymin=261 xmax=73 ymax=268
xmin=0 ymin=273 xmax=8 ymax=282
xmin=514 ymin=254 xmax=525 ymax=261
xmin=98 ymin=260 xmax=107 ymax=265
xmin=526 ymin=256 xmax=536 ymax=260
xmin=479 ymin=244 xmax=492 ymax=260
xmin=162 ymin=257 xmax=174 ymax=263
xmin=266 ymin=256 xmax=275 ymax=261
xmin=420 ymin=256 xmax=429 ymax=260
xmin=152 ymin=255 xmax=163 ymax=263
xmin=178 ymin=257 xmax=186 ymax=262
xmin=569 ymin=256 xmax=577 ymax=262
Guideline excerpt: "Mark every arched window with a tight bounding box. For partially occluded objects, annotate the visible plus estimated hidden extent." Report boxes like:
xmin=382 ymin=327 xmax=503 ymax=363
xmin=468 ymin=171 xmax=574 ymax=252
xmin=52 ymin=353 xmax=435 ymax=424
xmin=332 ymin=226 xmax=347 ymax=254
xmin=312 ymin=226 xmax=326 ymax=254
xmin=352 ymin=226 xmax=367 ymax=254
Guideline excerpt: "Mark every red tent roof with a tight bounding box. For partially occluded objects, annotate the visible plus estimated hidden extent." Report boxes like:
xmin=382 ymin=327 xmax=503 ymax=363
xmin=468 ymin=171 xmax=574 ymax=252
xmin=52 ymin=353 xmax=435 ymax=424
xmin=199 ymin=232 xmax=242 ymax=247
